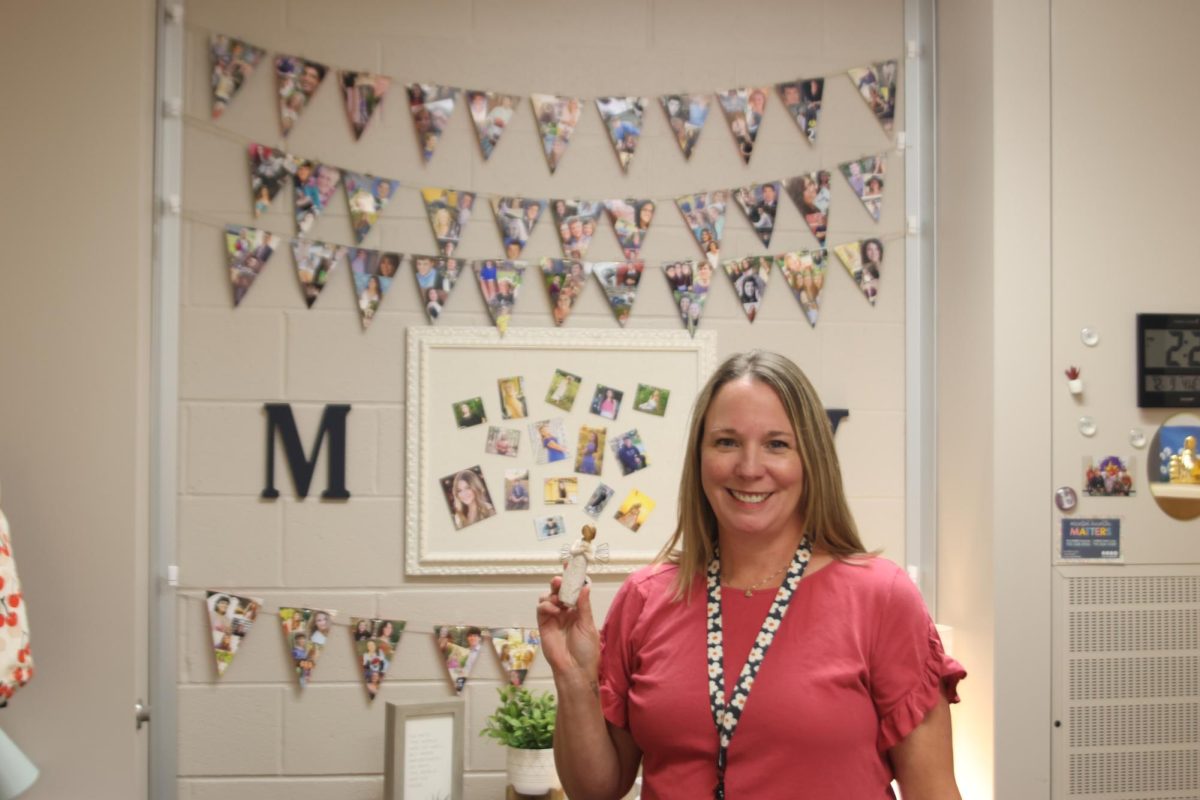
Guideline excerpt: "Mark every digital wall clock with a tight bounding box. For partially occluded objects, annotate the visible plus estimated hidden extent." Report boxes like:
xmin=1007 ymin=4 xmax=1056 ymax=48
xmin=1138 ymin=313 xmax=1200 ymax=408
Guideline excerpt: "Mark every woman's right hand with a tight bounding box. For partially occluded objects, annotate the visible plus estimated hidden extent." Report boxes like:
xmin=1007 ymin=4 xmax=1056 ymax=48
xmin=537 ymin=576 xmax=600 ymax=680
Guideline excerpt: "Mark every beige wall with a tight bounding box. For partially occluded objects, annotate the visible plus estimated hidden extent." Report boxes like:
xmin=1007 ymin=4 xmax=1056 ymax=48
xmin=177 ymin=1 xmax=909 ymax=797
xmin=0 ymin=1 xmax=156 ymax=798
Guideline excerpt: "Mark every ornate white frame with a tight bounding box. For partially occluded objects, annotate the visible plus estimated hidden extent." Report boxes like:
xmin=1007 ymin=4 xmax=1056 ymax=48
xmin=405 ymin=326 xmax=717 ymax=575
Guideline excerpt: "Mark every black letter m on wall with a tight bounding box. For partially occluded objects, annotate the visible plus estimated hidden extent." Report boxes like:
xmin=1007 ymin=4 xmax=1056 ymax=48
xmin=261 ymin=404 xmax=351 ymax=499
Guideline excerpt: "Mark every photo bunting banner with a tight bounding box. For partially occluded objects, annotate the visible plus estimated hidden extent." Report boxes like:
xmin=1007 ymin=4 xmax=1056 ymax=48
xmin=777 ymin=249 xmax=828 ymax=327
xmin=834 ymin=239 xmax=884 ymax=306
xmin=408 ymin=83 xmax=460 ymax=162
xmin=541 ymin=259 xmax=592 ymax=327
xmin=339 ymin=70 xmax=392 ymax=141
xmin=248 ymin=143 xmax=293 ymax=218
xmin=596 ymin=96 xmax=647 ymax=172
xmin=225 ymin=225 xmax=281 ymax=307
xmin=412 ymin=254 xmax=463 ymax=324
xmin=660 ymin=93 xmax=712 ymax=160
xmin=716 ymin=86 xmax=769 ymax=164
xmin=211 ymin=35 xmax=265 ymax=119
xmin=847 ymin=59 xmax=898 ymax=135
xmin=466 ymin=90 xmax=521 ymax=161
xmin=291 ymin=238 xmax=344 ymax=308
xmin=531 ymin=94 xmax=583 ymax=174
xmin=593 ymin=261 xmax=644 ymax=327
xmin=343 ymin=171 xmax=400 ymax=243
xmin=275 ymin=54 xmax=329 ymax=137
xmin=722 ymin=255 xmax=772 ymax=323
xmin=552 ymin=199 xmax=605 ymax=260
xmin=839 ymin=154 xmax=887 ymax=222
xmin=776 ymin=78 xmax=824 ymax=144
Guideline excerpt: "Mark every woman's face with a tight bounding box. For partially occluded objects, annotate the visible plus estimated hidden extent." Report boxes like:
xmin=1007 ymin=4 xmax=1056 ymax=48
xmin=865 ymin=242 xmax=882 ymax=263
xmin=700 ymin=378 xmax=805 ymax=543
xmin=455 ymin=478 xmax=476 ymax=507
xmin=802 ymin=179 xmax=817 ymax=203
xmin=315 ymin=613 xmax=330 ymax=633
xmin=638 ymin=203 xmax=655 ymax=226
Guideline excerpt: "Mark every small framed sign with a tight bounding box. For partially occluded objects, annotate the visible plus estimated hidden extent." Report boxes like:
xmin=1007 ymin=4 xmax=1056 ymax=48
xmin=385 ymin=700 xmax=464 ymax=800
xmin=1059 ymin=517 xmax=1121 ymax=561
xmin=1137 ymin=313 xmax=1200 ymax=408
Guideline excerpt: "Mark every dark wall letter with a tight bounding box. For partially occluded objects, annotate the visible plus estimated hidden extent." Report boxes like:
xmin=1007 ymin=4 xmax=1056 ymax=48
xmin=262 ymin=404 xmax=351 ymax=499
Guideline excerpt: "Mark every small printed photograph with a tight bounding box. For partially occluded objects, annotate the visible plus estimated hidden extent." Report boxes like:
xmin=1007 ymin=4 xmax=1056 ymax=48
xmin=543 ymin=476 xmax=579 ymax=505
xmin=452 ymin=397 xmax=487 ymax=429
xmin=248 ymin=143 xmax=292 ymax=218
xmin=535 ymin=514 xmax=567 ymax=541
xmin=551 ymin=199 xmax=605 ymax=260
xmin=592 ymin=261 xmax=644 ymax=327
xmin=291 ymin=239 xmax=344 ymax=309
xmin=583 ymin=483 xmax=615 ymax=518
xmin=421 ymin=188 xmax=476 ymax=257
xmin=466 ymin=90 xmax=520 ymax=161
xmin=211 ymin=35 xmax=265 ymax=119
xmin=279 ymin=607 xmax=336 ymax=688
xmin=348 ymin=248 xmax=400 ymax=329
xmin=274 ymin=54 xmax=328 ymax=137
xmin=206 ymin=590 xmax=261 ymax=676
xmin=733 ymin=181 xmax=782 ymax=249
xmin=504 ymin=468 xmax=531 ymax=511
xmin=490 ymin=628 xmax=541 ymax=687
xmin=484 ymin=426 xmax=520 ymax=458
xmin=716 ymin=86 xmax=769 ymax=164
xmin=542 ymin=259 xmax=592 ymax=326
xmin=529 ymin=418 xmax=570 ymax=464
xmin=660 ymin=93 xmax=712 ymax=160
xmin=723 ymin=256 xmax=772 ymax=323
xmin=351 ymin=617 xmax=405 ymax=701
xmin=839 ymin=155 xmax=887 ymax=221
xmin=633 ymin=384 xmax=670 ymax=416
xmin=343 ymin=172 xmax=399 ymax=244
xmin=440 ymin=465 xmax=498 ymax=530
xmin=498 ymin=376 xmax=529 ymax=419
xmin=848 ymin=60 xmax=898 ymax=133
xmin=492 ymin=196 xmax=547 ymax=259
xmin=225 ymin=225 xmax=281 ymax=307
xmin=610 ymin=429 xmax=649 ymax=475
xmin=531 ymin=93 xmax=584 ymax=174
xmin=776 ymin=250 xmax=827 ymax=328
xmin=596 ymin=95 xmax=647 ymax=172
xmin=785 ymin=171 xmax=831 ymax=247
xmin=412 ymin=255 xmax=462 ymax=324
xmin=575 ymin=425 xmax=608 ymax=475
xmin=776 ymin=78 xmax=824 ymax=144
xmin=435 ymin=624 xmax=485 ymax=694
xmin=675 ymin=191 xmax=727 ymax=267
xmin=339 ymin=70 xmax=392 ymax=141
xmin=475 ymin=260 xmax=525 ymax=335
xmin=591 ymin=385 xmax=624 ymax=421
xmin=1084 ymin=455 xmax=1136 ymax=497
xmin=604 ymin=198 xmax=656 ymax=260
xmin=292 ymin=159 xmax=343 ymax=236
xmin=546 ymin=368 xmax=583 ymax=411
xmin=614 ymin=489 xmax=656 ymax=532
xmin=408 ymin=83 xmax=459 ymax=162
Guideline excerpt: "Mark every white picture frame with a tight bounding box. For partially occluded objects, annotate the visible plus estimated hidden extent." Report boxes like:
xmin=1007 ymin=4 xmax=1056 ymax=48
xmin=405 ymin=326 xmax=717 ymax=575
xmin=384 ymin=700 xmax=464 ymax=800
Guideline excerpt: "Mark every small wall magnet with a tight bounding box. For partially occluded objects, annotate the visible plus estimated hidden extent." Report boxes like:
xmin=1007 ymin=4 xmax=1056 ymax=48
xmin=1080 ymin=327 xmax=1100 ymax=347
xmin=1130 ymin=428 xmax=1147 ymax=449
xmin=1055 ymin=486 xmax=1078 ymax=512
xmin=1065 ymin=366 xmax=1083 ymax=396
xmin=1079 ymin=416 xmax=1097 ymax=437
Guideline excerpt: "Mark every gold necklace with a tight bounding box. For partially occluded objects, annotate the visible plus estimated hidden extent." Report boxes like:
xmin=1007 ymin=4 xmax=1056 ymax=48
xmin=722 ymin=562 xmax=790 ymax=597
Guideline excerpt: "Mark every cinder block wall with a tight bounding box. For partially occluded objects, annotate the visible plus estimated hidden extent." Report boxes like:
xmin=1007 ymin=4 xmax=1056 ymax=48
xmin=177 ymin=1 xmax=906 ymax=796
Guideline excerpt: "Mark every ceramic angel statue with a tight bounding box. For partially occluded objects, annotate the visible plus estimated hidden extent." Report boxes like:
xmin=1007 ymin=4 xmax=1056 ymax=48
xmin=559 ymin=524 xmax=608 ymax=607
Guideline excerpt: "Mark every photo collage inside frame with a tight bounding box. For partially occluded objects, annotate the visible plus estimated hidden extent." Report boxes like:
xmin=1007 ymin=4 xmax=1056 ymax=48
xmin=442 ymin=367 xmax=675 ymax=543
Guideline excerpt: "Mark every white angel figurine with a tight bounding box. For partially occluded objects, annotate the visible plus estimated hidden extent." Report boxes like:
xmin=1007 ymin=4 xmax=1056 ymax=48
xmin=559 ymin=524 xmax=608 ymax=607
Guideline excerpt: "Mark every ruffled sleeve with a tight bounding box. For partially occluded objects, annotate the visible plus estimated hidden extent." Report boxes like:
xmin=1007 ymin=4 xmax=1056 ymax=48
xmin=597 ymin=572 xmax=648 ymax=729
xmin=869 ymin=568 xmax=966 ymax=751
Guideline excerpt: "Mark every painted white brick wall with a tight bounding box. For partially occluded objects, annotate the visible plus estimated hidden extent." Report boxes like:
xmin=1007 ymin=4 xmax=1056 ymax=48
xmin=178 ymin=1 xmax=907 ymax=797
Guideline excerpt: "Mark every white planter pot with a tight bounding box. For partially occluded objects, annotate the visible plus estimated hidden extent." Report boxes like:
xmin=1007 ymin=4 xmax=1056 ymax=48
xmin=507 ymin=746 xmax=560 ymax=794
xmin=1067 ymin=378 xmax=1084 ymax=395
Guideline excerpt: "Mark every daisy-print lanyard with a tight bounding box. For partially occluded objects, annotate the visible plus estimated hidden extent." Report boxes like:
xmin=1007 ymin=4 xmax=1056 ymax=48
xmin=705 ymin=537 xmax=812 ymax=800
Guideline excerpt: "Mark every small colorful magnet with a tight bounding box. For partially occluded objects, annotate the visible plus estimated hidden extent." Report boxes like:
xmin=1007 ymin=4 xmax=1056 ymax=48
xmin=1065 ymin=366 xmax=1083 ymax=396
xmin=1055 ymin=486 xmax=1078 ymax=511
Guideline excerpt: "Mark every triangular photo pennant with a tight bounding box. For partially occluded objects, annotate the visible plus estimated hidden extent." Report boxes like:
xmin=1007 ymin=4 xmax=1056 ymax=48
xmin=292 ymin=160 xmax=343 ymax=235
xmin=784 ymin=171 xmax=831 ymax=247
xmin=475 ymin=260 xmax=525 ymax=335
xmin=593 ymin=261 xmax=644 ymax=327
xmin=541 ymin=259 xmax=592 ymax=327
xmin=466 ymin=90 xmax=520 ymax=161
xmin=722 ymin=256 xmax=772 ymax=323
xmin=839 ymin=154 xmax=887 ymax=222
xmin=279 ymin=607 xmax=337 ymax=689
xmin=716 ymin=87 xmax=770 ymax=164
xmin=733 ymin=181 xmax=783 ymax=249
xmin=675 ymin=191 xmax=728 ymax=267
xmin=604 ymin=199 xmax=656 ymax=260
xmin=347 ymin=247 xmax=402 ymax=329
xmin=776 ymin=249 xmax=828 ymax=327
xmin=338 ymin=70 xmax=392 ymax=141
xmin=351 ymin=618 xmax=405 ymax=701
xmin=551 ymin=199 xmax=604 ymax=260
xmin=660 ymin=93 xmax=712 ymax=160
xmin=211 ymin=35 xmax=265 ymax=119
xmin=596 ymin=96 xmax=647 ymax=172
xmin=834 ymin=239 xmax=884 ymax=306
xmin=531 ymin=94 xmax=583 ymax=174
xmin=412 ymin=254 xmax=463 ymax=323
xmin=225 ymin=225 xmax=281 ymax=307
xmin=775 ymin=78 xmax=824 ymax=144
xmin=248 ymin=143 xmax=294 ymax=218
xmin=275 ymin=55 xmax=329 ymax=137
xmin=206 ymin=591 xmax=261 ymax=677
xmin=492 ymin=197 xmax=547 ymax=258
xmin=848 ymin=60 xmax=898 ymax=134
xmin=489 ymin=628 xmax=541 ymax=687
xmin=408 ymin=83 xmax=460 ymax=162
xmin=421 ymin=187 xmax=476 ymax=257
xmin=435 ymin=625 xmax=486 ymax=694
xmin=663 ymin=259 xmax=712 ymax=337
xmin=291 ymin=239 xmax=344 ymax=308
xmin=343 ymin=171 xmax=400 ymax=244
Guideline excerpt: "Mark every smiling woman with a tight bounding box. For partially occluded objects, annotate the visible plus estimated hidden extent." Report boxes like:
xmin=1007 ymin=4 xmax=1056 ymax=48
xmin=538 ymin=350 xmax=965 ymax=800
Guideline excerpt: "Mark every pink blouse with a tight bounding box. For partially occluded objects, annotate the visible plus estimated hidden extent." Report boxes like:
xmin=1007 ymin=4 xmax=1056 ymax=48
xmin=599 ymin=557 xmax=965 ymax=799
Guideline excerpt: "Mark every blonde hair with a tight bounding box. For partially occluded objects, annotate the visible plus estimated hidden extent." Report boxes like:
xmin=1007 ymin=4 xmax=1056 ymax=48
xmin=655 ymin=350 xmax=868 ymax=599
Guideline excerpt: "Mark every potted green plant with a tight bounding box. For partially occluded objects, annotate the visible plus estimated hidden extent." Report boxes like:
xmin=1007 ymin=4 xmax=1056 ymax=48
xmin=480 ymin=685 xmax=560 ymax=793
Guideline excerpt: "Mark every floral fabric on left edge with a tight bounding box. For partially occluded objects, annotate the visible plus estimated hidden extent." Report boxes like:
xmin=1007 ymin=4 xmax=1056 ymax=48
xmin=0 ymin=505 xmax=33 ymax=704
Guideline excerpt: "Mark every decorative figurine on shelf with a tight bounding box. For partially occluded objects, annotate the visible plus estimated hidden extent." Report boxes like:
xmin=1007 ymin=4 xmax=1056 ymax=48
xmin=1065 ymin=366 xmax=1083 ymax=396
xmin=558 ymin=524 xmax=608 ymax=608
xmin=1168 ymin=435 xmax=1200 ymax=484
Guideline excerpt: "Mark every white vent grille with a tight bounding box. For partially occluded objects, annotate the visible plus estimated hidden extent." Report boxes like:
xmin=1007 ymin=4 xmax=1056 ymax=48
xmin=1058 ymin=571 xmax=1200 ymax=798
